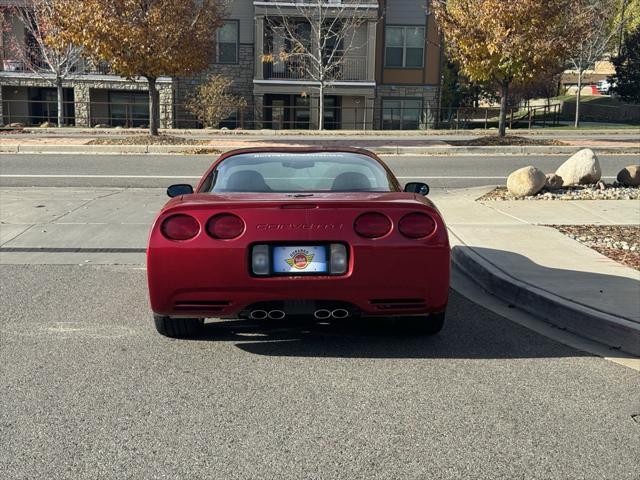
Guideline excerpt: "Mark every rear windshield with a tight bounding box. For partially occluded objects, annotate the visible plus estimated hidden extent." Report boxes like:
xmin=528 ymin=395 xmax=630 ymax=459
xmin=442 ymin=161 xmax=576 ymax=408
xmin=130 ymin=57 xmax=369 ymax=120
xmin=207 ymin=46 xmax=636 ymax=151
xmin=206 ymin=152 xmax=398 ymax=193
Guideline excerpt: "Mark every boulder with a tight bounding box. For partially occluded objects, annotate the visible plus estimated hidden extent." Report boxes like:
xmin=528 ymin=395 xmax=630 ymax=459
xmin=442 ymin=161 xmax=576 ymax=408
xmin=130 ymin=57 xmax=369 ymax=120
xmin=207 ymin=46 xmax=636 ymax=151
xmin=40 ymin=121 xmax=56 ymax=128
xmin=616 ymin=165 xmax=640 ymax=186
xmin=555 ymin=149 xmax=601 ymax=186
xmin=545 ymin=173 xmax=564 ymax=190
xmin=507 ymin=166 xmax=547 ymax=197
xmin=8 ymin=122 xmax=24 ymax=128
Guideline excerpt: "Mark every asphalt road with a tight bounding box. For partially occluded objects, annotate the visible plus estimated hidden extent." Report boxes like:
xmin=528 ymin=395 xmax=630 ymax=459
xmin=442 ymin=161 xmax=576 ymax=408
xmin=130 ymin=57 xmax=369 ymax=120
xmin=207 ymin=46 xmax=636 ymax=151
xmin=1 ymin=153 xmax=637 ymax=188
xmin=1 ymin=264 xmax=639 ymax=480
xmin=2 ymin=151 xmax=639 ymax=478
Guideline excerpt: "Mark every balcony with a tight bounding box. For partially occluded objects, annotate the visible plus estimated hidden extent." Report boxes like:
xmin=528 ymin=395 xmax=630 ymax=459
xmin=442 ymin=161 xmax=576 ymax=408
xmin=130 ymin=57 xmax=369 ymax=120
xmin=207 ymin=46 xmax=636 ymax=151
xmin=1 ymin=57 xmax=115 ymax=76
xmin=263 ymin=55 xmax=368 ymax=82
xmin=256 ymin=0 xmax=377 ymax=4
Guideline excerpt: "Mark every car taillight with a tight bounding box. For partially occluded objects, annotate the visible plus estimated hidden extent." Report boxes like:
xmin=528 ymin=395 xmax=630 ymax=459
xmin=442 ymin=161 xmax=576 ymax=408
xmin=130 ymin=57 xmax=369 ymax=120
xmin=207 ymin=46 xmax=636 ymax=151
xmin=161 ymin=214 xmax=200 ymax=241
xmin=398 ymin=213 xmax=436 ymax=239
xmin=207 ymin=213 xmax=245 ymax=239
xmin=354 ymin=212 xmax=392 ymax=238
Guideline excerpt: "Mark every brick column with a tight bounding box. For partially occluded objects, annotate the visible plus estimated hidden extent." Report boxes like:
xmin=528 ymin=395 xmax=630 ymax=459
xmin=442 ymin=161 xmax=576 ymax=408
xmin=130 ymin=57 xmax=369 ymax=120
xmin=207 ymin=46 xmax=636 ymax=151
xmin=158 ymin=81 xmax=174 ymax=129
xmin=73 ymin=83 xmax=90 ymax=127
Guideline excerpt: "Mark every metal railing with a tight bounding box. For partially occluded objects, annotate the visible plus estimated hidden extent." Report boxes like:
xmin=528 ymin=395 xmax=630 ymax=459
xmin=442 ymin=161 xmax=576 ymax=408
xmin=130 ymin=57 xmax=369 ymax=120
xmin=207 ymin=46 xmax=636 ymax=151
xmin=258 ymin=0 xmax=374 ymax=4
xmin=2 ymin=58 xmax=114 ymax=75
xmin=0 ymin=99 xmax=576 ymax=130
xmin=263 ymin=56 xmax=367 ymax=81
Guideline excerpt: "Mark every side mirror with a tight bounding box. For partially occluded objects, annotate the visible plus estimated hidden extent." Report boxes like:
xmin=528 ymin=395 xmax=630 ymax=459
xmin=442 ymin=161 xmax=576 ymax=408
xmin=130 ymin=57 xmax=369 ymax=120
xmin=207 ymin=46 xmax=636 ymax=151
xmin=404 ymin=182 xmax=430 ymax=196
xmin=167 ymin=184 xmax=194 ymax=197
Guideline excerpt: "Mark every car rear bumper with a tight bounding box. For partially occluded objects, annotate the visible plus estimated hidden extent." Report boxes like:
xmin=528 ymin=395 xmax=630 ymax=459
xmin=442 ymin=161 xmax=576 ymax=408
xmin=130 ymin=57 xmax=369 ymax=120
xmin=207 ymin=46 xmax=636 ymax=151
xmin=147 ymin=244 xmax=450 ymax=318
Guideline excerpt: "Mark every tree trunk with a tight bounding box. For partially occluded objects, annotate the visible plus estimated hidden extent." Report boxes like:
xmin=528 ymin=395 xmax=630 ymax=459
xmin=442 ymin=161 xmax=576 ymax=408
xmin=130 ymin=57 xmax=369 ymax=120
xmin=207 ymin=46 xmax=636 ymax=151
xmin=498 ymin=82 xmax=509 ymax=137
xmin=56 ymin=78 xmax=64 ymax=127
xmin=147 ymin=76 xmax=160 ymax=136
xmin=318 ymin=83 xmax=324 ymax=131
xmin=574 ymin=70 xmax=582 ymax=128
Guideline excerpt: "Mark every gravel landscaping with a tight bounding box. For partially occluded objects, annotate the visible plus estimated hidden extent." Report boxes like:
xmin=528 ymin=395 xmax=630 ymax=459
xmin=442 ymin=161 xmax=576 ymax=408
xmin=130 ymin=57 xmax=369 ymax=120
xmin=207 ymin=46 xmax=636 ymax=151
xmin=554 ymin=225 xmax=640 ymax=270
xmin=479 ymin=184 xmax=640 ymax=201
xmin=446 ymin=135 xmax=566 ymax=146
xmin=87 ymin=135 xmax=208 ymax=145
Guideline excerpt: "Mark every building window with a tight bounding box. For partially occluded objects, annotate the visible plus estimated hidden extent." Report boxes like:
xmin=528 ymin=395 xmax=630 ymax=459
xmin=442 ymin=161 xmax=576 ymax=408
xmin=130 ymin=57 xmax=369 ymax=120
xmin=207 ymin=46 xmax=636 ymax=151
xmin=384 ymin=26 xmax=425 ymax=68
xmin=382 ymin=98 xmax=422 ymax=130
xmin=216 ymin=21 xmax=239 ymax=64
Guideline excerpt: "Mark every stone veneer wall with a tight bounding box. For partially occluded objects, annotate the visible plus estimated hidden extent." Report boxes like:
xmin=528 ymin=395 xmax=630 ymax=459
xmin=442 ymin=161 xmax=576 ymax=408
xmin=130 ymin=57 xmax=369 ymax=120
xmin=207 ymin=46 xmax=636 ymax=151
xmin=0 ymin=75 xmax=173 ymax=127
xmin=374 ymin=85 xmax=440 ymax=129
xmin=174 ymin=44 xmax=255 ymax=128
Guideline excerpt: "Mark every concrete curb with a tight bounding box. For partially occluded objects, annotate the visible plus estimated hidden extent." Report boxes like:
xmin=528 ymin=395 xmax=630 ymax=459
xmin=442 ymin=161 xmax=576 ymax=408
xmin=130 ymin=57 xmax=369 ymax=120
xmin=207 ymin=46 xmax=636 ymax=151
xmin=449 ymin=241 xmax=640 ymax=357
xmin=0 ymin=144 xmax=638 ymax=156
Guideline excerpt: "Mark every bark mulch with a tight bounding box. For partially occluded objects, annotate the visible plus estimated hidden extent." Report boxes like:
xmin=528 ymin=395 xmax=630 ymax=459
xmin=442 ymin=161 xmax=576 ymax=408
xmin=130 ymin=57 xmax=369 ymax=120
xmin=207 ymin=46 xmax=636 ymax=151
xmin=554 ymin=225 xmax=640 ymax=270
xmin=87 ymin=135 xmax=208 ymax=146
xmin=446 ymin=135 xmax=566 ymax=146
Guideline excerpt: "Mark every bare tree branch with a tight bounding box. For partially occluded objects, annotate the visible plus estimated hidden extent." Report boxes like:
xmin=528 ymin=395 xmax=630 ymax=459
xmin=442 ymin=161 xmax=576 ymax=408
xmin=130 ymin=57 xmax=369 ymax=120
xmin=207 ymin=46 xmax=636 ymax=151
xmin=4 ymin=1 xmax=84 ymax=126
xmin=262 ymin=0 xmax=375 ymax=129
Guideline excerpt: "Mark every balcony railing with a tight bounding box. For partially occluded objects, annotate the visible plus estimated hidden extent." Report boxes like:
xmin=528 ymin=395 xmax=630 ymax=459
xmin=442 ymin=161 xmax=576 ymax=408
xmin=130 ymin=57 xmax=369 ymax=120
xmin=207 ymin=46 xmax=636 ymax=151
xmin=257 ymin=1 xmax=375 ymax=4
xmin=2 ymin=57 xmax=115 ymax=76
xmin=263 ymin=55 xmax=368 ymax=81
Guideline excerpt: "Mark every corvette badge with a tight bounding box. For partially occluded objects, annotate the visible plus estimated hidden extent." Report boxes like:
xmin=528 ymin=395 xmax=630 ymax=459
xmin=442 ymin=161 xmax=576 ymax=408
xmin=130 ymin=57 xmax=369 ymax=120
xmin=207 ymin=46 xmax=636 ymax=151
xmin=286 ymin=249 xmax=315 ymax=270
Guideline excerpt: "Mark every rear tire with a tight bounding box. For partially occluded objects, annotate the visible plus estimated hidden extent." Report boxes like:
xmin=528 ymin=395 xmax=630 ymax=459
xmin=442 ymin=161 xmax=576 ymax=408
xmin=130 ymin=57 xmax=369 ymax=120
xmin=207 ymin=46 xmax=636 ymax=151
xmin=153 ymin=314 xmax=204 ymax=338
xmin=398 ymin=311 xmax=445 ymax=335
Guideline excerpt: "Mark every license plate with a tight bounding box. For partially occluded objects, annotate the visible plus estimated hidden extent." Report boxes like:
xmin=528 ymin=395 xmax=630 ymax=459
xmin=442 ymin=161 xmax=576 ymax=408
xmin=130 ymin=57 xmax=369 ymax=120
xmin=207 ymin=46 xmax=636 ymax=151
xmin=272 ymin=245 xmax=328 ymax=274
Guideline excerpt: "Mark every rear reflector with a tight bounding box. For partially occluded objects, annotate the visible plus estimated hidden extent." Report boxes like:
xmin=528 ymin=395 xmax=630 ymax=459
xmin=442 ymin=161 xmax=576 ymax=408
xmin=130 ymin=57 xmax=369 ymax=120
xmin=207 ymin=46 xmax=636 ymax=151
xmin=330 ymin=243 xmax=348 ymax=274
xmin=252 ymin=244 xmax=270 ymax=275
xmin=207 ymin=213 xmax=245 ymax=239
xmin=398 ymin=213 xmax=436 ymax=239
xmin=354 ymin=212 xmax=392 ymax=238
xmin=161 ymin=214 xmax=200 ymax=241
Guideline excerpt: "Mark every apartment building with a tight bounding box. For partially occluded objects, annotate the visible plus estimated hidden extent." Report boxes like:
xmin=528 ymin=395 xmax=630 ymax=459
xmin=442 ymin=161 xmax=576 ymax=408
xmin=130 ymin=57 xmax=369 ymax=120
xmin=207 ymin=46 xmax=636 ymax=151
xmin=0 ymin=0 xmax=441 ymax=130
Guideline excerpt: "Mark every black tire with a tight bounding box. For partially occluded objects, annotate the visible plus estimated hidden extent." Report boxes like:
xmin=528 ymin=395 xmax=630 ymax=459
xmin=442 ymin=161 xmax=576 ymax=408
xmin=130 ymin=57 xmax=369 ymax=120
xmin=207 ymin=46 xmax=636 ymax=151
xmin=153 ymin=314 xmax=204 ymax=338
xmin=398 ymin=311 xmax=445 ymax=335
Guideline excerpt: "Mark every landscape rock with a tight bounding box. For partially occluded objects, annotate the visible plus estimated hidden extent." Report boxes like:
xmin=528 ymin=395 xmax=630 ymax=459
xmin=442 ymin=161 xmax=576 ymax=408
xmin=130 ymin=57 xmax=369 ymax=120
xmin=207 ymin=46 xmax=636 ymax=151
xmin=507 ymin=166 xmax=547 ymax=197
xmin=555 ymin=148 xmax=601 ymax=186
xmin=616 ymin=165 xmax=640 ymax=186
xmin=545 ymin=173 xmax=564 ymax=190
xmin=9 ymin=122 xmax=24 ymax=128
xmin=40 ymin=121 xmax=56 ymax=128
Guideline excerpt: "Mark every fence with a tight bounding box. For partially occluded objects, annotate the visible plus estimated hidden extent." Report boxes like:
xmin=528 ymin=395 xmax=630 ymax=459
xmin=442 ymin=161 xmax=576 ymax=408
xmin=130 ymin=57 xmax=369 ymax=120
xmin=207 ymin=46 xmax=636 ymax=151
xmin=1 ymin=98 xmax=564 ymax=130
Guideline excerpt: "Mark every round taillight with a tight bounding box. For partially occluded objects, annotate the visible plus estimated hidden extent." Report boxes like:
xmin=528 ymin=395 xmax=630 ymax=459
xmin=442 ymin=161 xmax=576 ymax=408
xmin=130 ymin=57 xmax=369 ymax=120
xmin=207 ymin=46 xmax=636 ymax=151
xmin=354 ymin=212 xmax=392 ymax=238
xmin=207 ymin=213 xmax=245 ymax=239
xmin=161 ymin=214 xmax=200 ymax=241
xmin=398 ymin=213 xmax=436 ymax=239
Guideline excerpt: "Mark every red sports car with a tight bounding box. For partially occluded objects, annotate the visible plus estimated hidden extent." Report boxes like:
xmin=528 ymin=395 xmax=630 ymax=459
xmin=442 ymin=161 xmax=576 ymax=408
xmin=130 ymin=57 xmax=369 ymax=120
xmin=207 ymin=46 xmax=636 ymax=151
xmin=147 ymin=147 xmax=450 ymax=338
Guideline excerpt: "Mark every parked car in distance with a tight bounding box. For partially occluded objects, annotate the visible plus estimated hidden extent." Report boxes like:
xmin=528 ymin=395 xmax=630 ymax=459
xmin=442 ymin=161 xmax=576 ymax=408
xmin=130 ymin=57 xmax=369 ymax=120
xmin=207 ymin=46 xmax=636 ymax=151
xmin=147 ymin=147 xmax=450 ymax=338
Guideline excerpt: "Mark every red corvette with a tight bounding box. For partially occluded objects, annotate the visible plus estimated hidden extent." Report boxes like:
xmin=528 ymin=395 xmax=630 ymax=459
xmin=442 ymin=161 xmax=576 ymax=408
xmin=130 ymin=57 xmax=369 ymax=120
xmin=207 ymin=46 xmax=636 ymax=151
xmin=147 ymin=147 xmax=450 ymax=338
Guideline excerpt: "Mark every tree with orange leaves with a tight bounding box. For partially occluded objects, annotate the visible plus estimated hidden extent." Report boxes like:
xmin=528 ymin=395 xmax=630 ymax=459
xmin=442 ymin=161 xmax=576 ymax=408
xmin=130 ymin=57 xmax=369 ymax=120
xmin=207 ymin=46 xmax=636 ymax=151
xmin=432 ymin=0 xmax=586 ymax=136
xmin=52 ymin=0 xmax=225 ymax=135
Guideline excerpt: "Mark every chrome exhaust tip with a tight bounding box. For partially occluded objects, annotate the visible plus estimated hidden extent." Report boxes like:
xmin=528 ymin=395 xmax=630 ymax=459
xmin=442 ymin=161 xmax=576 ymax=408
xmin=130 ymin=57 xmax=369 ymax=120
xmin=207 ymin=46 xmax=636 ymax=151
xmin=267 ymin=309 xmax=286 ymax=320
xmin=331 ymin=308 xmax=350 ymax=319
xmin=313 ymin=309 xmax=332 ymax=320
xmin=249 ymin=309 xmax=268 ymax=320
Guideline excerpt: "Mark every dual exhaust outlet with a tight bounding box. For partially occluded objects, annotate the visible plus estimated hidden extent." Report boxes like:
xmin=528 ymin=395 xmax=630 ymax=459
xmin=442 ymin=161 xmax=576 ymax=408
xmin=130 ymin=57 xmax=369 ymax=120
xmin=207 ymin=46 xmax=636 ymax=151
xmin=248 ymin=308 xmax=351 ymax=320
xmin=314 ymin=308 xmax=350 ymax=320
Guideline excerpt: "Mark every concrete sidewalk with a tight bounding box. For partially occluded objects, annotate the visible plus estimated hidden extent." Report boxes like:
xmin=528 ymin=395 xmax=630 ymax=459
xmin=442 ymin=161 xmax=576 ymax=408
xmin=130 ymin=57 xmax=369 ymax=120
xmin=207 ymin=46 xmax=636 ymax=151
xmin=1 ymin=128 xmax=638 ymax=155
xmin=1 ymin=143 xmax=638 ymax=156
xmin=431 ymin=187 xmax=640 ymax=356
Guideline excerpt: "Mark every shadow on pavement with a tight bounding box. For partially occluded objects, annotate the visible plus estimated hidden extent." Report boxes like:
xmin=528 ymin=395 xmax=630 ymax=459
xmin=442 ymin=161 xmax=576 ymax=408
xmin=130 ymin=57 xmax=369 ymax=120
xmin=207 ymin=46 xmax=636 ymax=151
xmin=190 ymin=290 xmax=591 ymax=360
